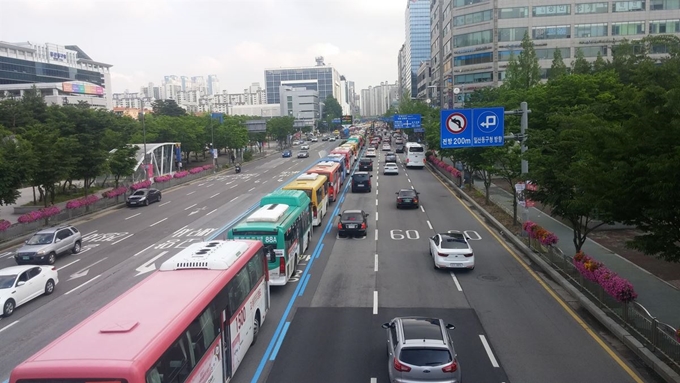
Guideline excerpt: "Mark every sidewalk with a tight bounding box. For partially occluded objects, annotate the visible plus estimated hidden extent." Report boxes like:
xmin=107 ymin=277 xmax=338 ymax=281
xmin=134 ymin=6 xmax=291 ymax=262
xmin=470 ymin=178 xmax=680 ymax=326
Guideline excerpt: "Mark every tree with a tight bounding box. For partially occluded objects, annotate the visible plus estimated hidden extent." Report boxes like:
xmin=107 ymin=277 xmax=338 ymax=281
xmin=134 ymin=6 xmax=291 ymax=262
xmin=322 ymin=95 xmax=342 ymax=119
xmin=267 ymin=116 xmax=295 ymax=147
xmin=549 ymin=48 xmax=568 ymax=80
xmin=108 ymin=145 xmax=139 ymax=187
xmin=592 ymin=52 xmax=608 ymax=73
xmin=0 ymin=128 xmax=34 ymax=206
xmin=571 ymin=48 xmax=592 ymax=75
xmin=494 ymin=143 xmax=523 ymax=224
xmin=504 ymin=31 xmax=541 ymax=90
xmin=151 ymin=99 xmax=187 ymax=117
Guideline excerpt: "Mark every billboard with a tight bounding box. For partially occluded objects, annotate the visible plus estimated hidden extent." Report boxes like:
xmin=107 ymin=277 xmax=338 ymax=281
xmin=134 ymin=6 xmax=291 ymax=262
xmin=62 ymin=82 xmax=104 ymax=95
xmin=341 ymin=115 xmax=353 ymax=125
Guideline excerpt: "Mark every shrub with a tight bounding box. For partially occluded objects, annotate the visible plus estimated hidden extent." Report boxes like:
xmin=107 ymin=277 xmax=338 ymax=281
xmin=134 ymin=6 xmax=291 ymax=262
xmin=202 ymin=164 xmax=213 ymax=170
xmin=103 ymin=186 xmax=127 ymax=199
xmin=573 ymin=252 xmax=638 ymax=303
xmin=428 ymin=155 xmax=462 ymax=179
xmin=0 ymin=219 xmax=12 ymax=231
xmin=65 ymin=195 xmax=100 ymax=209
xmin=17 ymin=206 xmax=61 ymax=224
xmin=130 ymin=180 xmax=152 ymax=190
xmin=154 ymin=175 xmax=173 ymax=183
xmin=189 ymin=166 xmax=204 ymax=174
xmin=173 ymin=171 xmax=189 ymax=179
xmin=243 ymin=151 xmax=253 ymax=162
xmin=522 ymin=220 xmax=559 ymax=245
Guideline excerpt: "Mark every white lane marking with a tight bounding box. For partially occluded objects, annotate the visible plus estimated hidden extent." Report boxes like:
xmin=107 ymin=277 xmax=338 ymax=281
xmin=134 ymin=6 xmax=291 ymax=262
xmin=371 ymin=378 xmax=377 ymax=383
xmin=374 ymin=254 xmax=379 ymax=272
xmin=450 ymin=272 xmax=463 ymax=292
xmin=376 ymin=181 xmax=379 ymax=187
xmin=82 ymin=230 xmax=97 ymax=237
xmin=225 ymin=181 xmax=233 ymax=185
xmin=376 ymin=189 xmax=379 ymax=195
xmin=125 ymin=213 xmax=141 ymax=220
xmin=375 ymin=199 xmax=378 ymax=206
xmin=411 ymin=185 xmax=415 ymax=189
xmin=111 ymin=233 xmax=134 ymax=245
xmin=375 ymin=212 xmax=379 ymax=221
xmin=134 ymin=244 xmax=155 ymax=257
xmin=408 ymin=178 xmax=412 ymax=183
xmin=150 ymin=217 xmax=168 ymax=227
xmin=198 ymin=183 xmax=205 ymax=186
xmin=373 ymin=291 xmax=379 ymax=315
xmin=57 ymin=259 xmax=81 ymax=271
xmin=479 ymin=335 xmax=500 ymax=367
xmin=159 ymin=201 xmax=171 ymax=207
xmin=0 ymin=320 xmax=19 ymax=333
xmin=206 ymin=184 xmax=214 ymax=188
xmin=0 ymin=252 xmax=13 ymax=259
xmin=230 ymin=196 xmax=239 ymax=202
xmin=210 ymin=193 xmax=220 ymax=199
xmin=69 ymin=257 xmax=108 ymax=279
xmin=186 ymin=191 xmax=196 ymax=195
xmin=263 ymin=180 xmax=268 ymax=184
xmin=207 ymin=208 xmax=218 ymax=216
xmin=427 ymin=220 xmax=433 ymax=230
xmin=230 ymin=185 xmax=237 ymax=189
xmin=248 ymin=187 xmax=256 ymax=192
xmin=65 ymin=274 xmax=101 ymax=295
xmin=184 ymin=203 xmax=197 ymax=210
xmin=420 ymin=205 xmax=425 ymax=212
xmin=375 ymin=229 xmax=379 ymax=241
xmin=264 ymin=169 xmax=269 ymax=173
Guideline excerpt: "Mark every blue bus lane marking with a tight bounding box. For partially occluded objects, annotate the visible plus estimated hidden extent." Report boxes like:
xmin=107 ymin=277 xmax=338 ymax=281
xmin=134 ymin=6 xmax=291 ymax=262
xmin=251 ymin=144 xmax=366 ymax=382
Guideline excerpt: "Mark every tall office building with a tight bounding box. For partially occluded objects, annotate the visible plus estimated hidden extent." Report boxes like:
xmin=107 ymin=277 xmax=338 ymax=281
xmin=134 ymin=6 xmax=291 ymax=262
xmin=430 ymin=0 xmax=680 ymax=108
xmin=207 ymin=75 xmax=220 ymax=95
xmin=404 ymin=0 xmax=432 ymax=98
xmin=398 ymin=43 xmax=408 ymax=98
xmin=264 ymin=57 xmax=342 ymax=104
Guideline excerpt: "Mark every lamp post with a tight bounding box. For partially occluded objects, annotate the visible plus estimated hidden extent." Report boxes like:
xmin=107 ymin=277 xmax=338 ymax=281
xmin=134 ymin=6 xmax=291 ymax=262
xmin=141 ymin=99 xmax=148 ymax=181
xmin=209 ymin=101 xmax=216 ymax=173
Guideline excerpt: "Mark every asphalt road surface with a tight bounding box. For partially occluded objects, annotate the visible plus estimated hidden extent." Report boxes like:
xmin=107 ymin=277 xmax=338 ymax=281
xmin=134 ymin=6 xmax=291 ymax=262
xmin=0 ymin=139 xmax=652 ymax=383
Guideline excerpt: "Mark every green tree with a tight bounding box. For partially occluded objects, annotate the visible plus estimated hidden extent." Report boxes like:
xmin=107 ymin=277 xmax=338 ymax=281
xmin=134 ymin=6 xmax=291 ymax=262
xmin=549 ymin=48 xmax=568 ymax=80
xmin=504 ymin=31 xmax=541 ymax=90
xmin=151 ymin=99 xmax=187 ymax=117
xmin=322 ymin=95 xmax=343 ymax=119
xmin=108 ymin=145 xmax=139 ymax=187
xmin=592 ymin=52 xmax=608 ymax=73
xmin=571 ymin=48 xmax=592 ymax=75
xmin=0 ymin=129 xmax=34 ymax=206
xmin=267 ymin=116 xmax=295 ymax=147
xmin=494 ymin=143 xmax=523 ymax=224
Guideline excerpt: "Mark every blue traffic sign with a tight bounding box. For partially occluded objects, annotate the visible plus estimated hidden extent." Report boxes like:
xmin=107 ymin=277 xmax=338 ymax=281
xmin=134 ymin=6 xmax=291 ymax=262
xmin=394 ymin=114 xmax=422 ymax=129
xmin=440 ymin=107 xmax=505 ymax=148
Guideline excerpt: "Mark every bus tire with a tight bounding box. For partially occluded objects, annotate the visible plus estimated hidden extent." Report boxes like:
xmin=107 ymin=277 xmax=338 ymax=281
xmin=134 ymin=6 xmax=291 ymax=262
xmin=252 ymin=310 xmax=261 ymax=345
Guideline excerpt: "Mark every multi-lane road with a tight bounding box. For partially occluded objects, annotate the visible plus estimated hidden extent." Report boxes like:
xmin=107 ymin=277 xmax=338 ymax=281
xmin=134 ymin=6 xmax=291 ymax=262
xmin=0 ymin=137 xmax=655 ymax=383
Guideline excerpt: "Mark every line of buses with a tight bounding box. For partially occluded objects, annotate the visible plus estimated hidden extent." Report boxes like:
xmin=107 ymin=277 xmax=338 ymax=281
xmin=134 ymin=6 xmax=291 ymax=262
xmin=9 ymin=134 xmax=368 ymax=383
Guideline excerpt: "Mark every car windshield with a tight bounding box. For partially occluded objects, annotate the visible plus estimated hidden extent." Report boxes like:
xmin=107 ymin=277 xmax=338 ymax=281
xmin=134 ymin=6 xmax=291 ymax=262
xmin=26 ymin=233 xmax=54 ymax=245
xmin=0 ymin=275 xmax=17 ymax=289
xmin=399 ymin=190 xmax=416 ymax=197
xmin=400 ymin=348 xmax=452 ymax=366
xmin=132 ymin=190 xmax=147 ymax=196
xmin=341 ymin=212 xmax=363 ymax=221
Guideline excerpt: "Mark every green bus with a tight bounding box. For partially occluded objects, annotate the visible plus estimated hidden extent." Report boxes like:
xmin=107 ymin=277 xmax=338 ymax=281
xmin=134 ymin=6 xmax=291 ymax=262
xmin=227 ymin=190 xmax=313 ymax=286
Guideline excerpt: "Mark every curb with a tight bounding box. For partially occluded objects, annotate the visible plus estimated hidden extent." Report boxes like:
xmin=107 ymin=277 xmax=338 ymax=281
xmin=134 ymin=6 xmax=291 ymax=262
xmin=429 ymin=163 xmax=680 ymax=383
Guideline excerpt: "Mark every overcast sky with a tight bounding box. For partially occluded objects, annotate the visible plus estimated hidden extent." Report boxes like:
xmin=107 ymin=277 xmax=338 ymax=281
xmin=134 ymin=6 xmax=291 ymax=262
xmin=0 ymin=0 xmax=405 ymax=95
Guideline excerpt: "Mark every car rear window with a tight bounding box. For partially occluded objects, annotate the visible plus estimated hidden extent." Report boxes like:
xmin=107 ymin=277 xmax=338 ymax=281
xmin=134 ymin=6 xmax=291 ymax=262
xmin=360 ymin=159 xmax=372 ymax=164
xmin=399 ymin=190 xmax=416 ymax=197
xmin=342 ymin=212 xmax=363 ymax=221
xmin=354 ymin=174 xmax=369 ymax=181
xmin=441 ymin=238 xmax=469 ymax=249
xmin=399 ymin=348 xmax=452 ymax=366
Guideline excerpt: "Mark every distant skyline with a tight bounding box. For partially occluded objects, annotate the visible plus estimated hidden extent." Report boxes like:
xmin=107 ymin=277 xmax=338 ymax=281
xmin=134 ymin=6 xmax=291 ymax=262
xmin=0 ymin=0 xmax=405 ymax=94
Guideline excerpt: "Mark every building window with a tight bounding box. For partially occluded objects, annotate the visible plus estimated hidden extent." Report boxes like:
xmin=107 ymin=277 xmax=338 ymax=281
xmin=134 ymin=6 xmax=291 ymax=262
xmin=612 ymin=21 xmax=645 ymax=35
xmin=453 ymin=30 xmax=493 ymax=48
xmin=499 ymin=27 xmax=528 ymax=42
xmin=454 ymin=52 xmax=494 ymax=66
xmin=443 ymin=22 xmax=451 ymax=36
xmin=454 ymin=72 xmax=493 ymax=84
xmin=533 ymin=5 xmax=571 ymax=16
xmin=649 ymin=19 xmax=680 ymax=33
xmin=498 ymin=50 xmax=523 ymax=61
xmin=444 ymin=38 xmax=452 ymax=55
xmin=579 ymin=46 xmax=608 ymax=57
xmin=453 ymin=0 xmax=489 ymax=7
xmin=612 ymin=1 xmax=646 ymax=11
xmin=575 ymin=2 xmax=610 ymax=13
xmin=454 ymin=10 xmax=493 ymax=26
xmin=575 ymin=23 xmax=608 ymax=37
xmin=498 ymin=7 xmax=529 ymax=18
xmin=650 ymin=0 xmax=680 ymax=9
xmin=532 ymin=25 xmax=571 ymax=39
xmin=535 ymin=47 xmax=572 ymax=59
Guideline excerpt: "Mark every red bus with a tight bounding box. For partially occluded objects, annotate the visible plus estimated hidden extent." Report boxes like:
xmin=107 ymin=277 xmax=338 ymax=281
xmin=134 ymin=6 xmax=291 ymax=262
xmin=10 ymin=240 xmax=269 ymax=383
xmin=330 ymin=148 xmax=353 ymax=174
xmin=307 ymin=161 xmax=341 ymax=202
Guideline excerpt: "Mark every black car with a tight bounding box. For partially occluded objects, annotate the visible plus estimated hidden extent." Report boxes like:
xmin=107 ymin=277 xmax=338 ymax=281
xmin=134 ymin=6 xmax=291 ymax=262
xmin=395 ymin=145 xmax=404 ymax=153
xmin=384 ymin=152 xmax=397 ymax=163
xmin=396 ymin=188 xmax=420 ymax=208
xmin=337 ymin=209 xmax=369 ymax=238
xmin=351 ymin=172 xmax=372 ymax=193
xmin=359 ymin=158 xmax=373 ymax=171
xmin=127 ymin=188 xmax=162 ymax=207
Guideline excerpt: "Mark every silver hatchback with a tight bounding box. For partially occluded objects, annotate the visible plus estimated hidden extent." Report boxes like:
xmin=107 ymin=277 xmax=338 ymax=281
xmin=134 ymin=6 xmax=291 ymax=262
xmin=382 ymin=316 xmax=461 ymax=383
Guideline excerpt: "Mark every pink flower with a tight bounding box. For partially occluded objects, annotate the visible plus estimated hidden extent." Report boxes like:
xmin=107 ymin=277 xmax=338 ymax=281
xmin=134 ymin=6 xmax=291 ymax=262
xmin=130 ymin=180 xmax=152 ymax=191
xmin=17 ymin=206 xmax=61 ymax=223
xmin=66 ymin=195 xmax=100 ymax=209
xmin=173 ymin=171 xmax=189 ymax=179
xmin=0 ymin=219 xmax=12 ymax=231
xmin=202 ymin=164 xmax=214 ymax=170
xmin=189 ymin=167 xmax=204 ymax=174
xmin=102 ymin=186 xmax=128 ymax=199
xmin=154 ymin=175 xmax=173 ymax=183
xmin=573 ymin=252 xmax=637 ymax=303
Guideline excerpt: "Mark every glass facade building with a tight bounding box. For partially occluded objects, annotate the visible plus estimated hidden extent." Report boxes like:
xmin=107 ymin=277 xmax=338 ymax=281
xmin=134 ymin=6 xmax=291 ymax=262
xmin=264 ymin=66 xmax=340 ymax=104
xmin=405 ymin=0 xmax=432 ymax=98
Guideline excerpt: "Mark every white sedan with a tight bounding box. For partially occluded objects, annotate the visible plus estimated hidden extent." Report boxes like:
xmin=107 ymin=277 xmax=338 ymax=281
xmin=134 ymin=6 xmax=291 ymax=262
xmin=428 ymin=232 xmax=475 ymax=270
xmin=382 ymin=144 xmax=391 ymax=151
xmin=301 ymin=144 xmax=310 ymax=150
xmin=383 ymin=163 xmax=399 ymax=175
xmin=1 ymin=265 xmax=59 ymax=317
xmin=365 ymin=148 xmax=377 ymax=157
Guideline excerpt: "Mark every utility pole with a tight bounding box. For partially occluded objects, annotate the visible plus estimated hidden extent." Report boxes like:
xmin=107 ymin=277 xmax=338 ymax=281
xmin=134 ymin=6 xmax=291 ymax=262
xmin=141 ymin=99 xmax=148 ymax=181
xmin=209 ymin=102 xmax=216 ymax=173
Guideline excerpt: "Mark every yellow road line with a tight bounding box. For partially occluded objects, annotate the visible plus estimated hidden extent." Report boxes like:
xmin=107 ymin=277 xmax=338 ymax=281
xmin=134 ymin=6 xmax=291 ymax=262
xmin=427 ymin=167 xmax=644 ymax=383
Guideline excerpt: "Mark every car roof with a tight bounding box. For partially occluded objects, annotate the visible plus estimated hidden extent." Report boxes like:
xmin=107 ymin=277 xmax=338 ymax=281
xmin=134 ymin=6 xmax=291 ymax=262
xmin=399 ymin=188 xmax=416 ymax=193
xmin=35 ymin=226 xmax=71 ymax=234
xmin=399 ymin=317 xmax=445 ymax=342
xmin=0 ymin=265 xmax=41 ymax=275
xmin=342 ymin=209 xmax=363 ymax=214
xmin=354 ymin=171 xmax=369 ymax=175
xmin=385 ymin=163 xmax=398 ymax=166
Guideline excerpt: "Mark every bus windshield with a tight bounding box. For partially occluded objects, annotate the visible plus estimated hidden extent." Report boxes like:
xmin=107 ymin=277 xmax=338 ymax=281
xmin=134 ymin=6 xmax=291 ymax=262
xmin=408 ymin=146 xmax=424 ymax=152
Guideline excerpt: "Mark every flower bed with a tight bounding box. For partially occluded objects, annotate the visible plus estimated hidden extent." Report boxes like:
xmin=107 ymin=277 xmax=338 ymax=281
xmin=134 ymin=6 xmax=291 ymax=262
xmin=154 ymin=175 xmax=173 ymax=183
xmin=66 ymin=195 xmax=100 ymax=209
xmin=173 ymin=170 xmax=189 ymax=179
xmin=427 ymin=155 xmax=462 ymax=178
xmin=102 ymin=186 xmax=127 ymax=199
xmin=573 ymin=251 xmax=638 ymax=303
xmin=522 ymin=221 xmax=559 ymax=246
xmin=202 ymin=164 xmax=213 ymax=170
xmin=17 ymin=206 xmax=61 ymax=224
xmin=0 ymin=219 xmax=11 ymax=232
xmin=189 ymin=166 xmax=204 ymax=174
xmin=130 ymin=180 xmax=152 ymax=191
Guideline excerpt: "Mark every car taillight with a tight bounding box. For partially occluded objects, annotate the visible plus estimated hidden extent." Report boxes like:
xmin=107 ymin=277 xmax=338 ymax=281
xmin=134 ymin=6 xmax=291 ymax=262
xmin=313 ymin=206 xmax=318 ymax=218
xmin=442 ymin=360 xmax=458 ymax=373
xmin=393 ymin=358 xmax=411 ymax=372
xmin=398 ymin=198 xmax=403 ymax=202
xmin=51 ymin=267 xmax=57 ymax=271
xmin=413 ymin=198 xmax=418 ymax=203
xmin=406 ymin=158 xmax=410 ymax=163
xmin=438 ymin=252 xmax=449 ymax=257
xmin=338 ymin=223 xmax=343 ymax=230
xmin=279 ymin=257 xmax=285 ymax=274
xmin=464 ymin=253 xmax=474 ymax=258
xmin=361 ymin=222 xmax=366 ymax=229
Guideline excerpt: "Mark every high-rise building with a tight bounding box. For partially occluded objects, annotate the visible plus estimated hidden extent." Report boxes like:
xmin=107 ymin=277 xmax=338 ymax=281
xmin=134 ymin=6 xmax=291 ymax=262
xmin=430 ymin=0 xmax=680 ymax=108
xmin=264 ymin=57 xmax=342 ymax=104
xmin=0 ymin=41 xmax=113 ymax=109
xmin=398 ymin=43 xmax=408 ymax=98
xmin=207 ymin=75 xmax=220 ymax=95
xmin=416 ymin=61 xmax=432 ymax=100
xmin=279 ymin=86 xmax=320 ymax=124
xmin=404 ymin=0 xmax=432 ymax=98
xmin=359 ymin=82 xmax=400 ymax=117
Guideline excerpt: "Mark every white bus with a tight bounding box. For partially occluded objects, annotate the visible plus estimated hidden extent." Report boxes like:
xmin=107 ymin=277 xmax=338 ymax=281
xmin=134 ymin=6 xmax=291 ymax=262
xmin=404 ymin=142 xmax=425 ymax=168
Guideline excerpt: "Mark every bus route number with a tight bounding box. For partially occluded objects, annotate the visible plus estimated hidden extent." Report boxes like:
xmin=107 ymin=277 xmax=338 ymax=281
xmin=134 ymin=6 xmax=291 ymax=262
xmin=236 ymin=306 xmax=247 ymax=331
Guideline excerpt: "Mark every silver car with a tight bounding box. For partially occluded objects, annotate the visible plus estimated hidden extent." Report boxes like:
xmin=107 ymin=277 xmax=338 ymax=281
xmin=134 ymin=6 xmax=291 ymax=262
xmin=382 ymin=316 xmax=461 ymax=383
xmin=14 ymin=226 xmax=82 ymax=265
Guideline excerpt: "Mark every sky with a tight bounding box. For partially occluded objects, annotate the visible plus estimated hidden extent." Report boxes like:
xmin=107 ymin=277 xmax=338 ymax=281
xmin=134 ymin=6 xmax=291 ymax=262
xmin=0 ymin=0 xmax=406 ymax=94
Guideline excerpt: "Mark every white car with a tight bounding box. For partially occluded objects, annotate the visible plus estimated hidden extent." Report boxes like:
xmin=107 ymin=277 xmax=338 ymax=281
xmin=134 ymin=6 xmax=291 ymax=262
xmin=311 ymin=137 xmax=318 ymax=142
xmin=301 ymin=144 xmax=310 ymax=150
xmin=428 ymin=231 xmax=475 ymax=270
xmin=0 ymin=265 xmax=59 ymax=317
xmin=382 ymin=144 xmax=391 ymax=151
xmin=383 ymin=163 xmax=399 ymax=175
xmin=365 ymin=148 xmax=377 ymax=157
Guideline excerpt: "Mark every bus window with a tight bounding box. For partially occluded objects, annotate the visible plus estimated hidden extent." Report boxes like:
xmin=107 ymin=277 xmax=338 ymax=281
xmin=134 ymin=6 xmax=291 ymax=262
xmin=228 ymin=270 xmax=251 ymax=317
xmin=147 ymin=337 xmax=191 ymax=383
xmin=186 ymin=305 xmax=219 ymax=366
xmin=316 ymin=187 xmax=323 ymax=205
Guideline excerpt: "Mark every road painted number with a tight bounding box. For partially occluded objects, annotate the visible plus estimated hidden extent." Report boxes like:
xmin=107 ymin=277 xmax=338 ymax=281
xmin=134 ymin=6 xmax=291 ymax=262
xmin=390 ymin=229 xmax=420 ymax=240
xmin=82 ymin=232 xmax=129 ymax=243
xmin=288 ymin=269 xmax=303 ymax=282
xmin=448 ymin=230 xmax=482 ymax=240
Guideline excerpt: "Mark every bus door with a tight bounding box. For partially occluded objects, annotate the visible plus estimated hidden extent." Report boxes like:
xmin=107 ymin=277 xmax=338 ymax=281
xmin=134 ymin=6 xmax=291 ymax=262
xmin=221 ymin=308 xmax=232 ymax=381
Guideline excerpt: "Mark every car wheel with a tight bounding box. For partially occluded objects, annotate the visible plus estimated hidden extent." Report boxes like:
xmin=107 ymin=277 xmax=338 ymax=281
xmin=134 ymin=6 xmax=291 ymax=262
xmin=158 ymin=194 xmax=162 ymax=202
xmin=72 ymin=241 xmax=81 ymax=254
xmin=47 ymin=252 xmax=57 ymax=265
xmin=145 ymin=199 xmax=149 ymax=206
xmin=252 ymin=311 xmax=261 ymax=345
xmin=44 ymin=279 xmax=55 ymax=295
xmin=3 ymin=299 xmax=15 ymax=317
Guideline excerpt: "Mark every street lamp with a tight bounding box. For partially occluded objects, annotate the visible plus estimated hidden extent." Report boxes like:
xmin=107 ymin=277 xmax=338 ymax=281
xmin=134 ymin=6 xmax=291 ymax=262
xmin=209 ymin=101 xmax=216 ymax=173
xmin=140 ymin=99 xmax=148 ymax=181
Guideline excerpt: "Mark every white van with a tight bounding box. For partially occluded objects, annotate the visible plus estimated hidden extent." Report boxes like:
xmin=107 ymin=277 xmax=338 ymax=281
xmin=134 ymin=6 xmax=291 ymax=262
xmin=404 ymin=142 xmax=425 ymax=168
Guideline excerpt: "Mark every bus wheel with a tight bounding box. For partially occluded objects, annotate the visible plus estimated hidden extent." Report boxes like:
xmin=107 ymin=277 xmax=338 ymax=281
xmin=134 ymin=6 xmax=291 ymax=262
xmin=252 ymin=311 xmax=261 ymax=345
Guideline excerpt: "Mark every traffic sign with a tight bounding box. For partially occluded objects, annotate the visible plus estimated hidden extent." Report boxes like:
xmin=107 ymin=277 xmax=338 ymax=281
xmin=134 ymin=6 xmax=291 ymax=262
xmin=440 ymin=107 xmax=505 ymax=148
xmin=393 ymin=114 xmax=422 ymax=129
